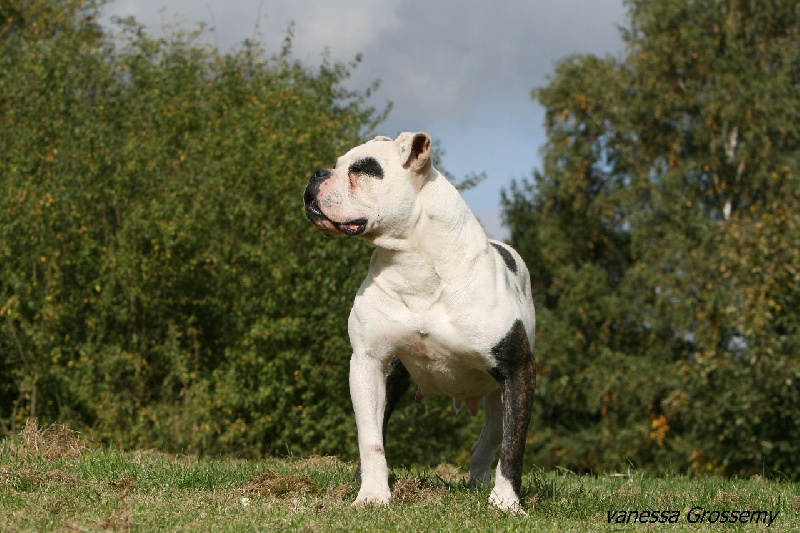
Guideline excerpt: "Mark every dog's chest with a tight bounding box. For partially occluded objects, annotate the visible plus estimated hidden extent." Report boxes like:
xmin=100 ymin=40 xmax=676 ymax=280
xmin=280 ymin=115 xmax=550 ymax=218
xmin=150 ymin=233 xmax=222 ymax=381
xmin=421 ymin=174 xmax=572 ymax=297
xmin=389 ymin=309 xmax=501 ymax=401
xmin=354 ymin=250 xmax=518 ymax=401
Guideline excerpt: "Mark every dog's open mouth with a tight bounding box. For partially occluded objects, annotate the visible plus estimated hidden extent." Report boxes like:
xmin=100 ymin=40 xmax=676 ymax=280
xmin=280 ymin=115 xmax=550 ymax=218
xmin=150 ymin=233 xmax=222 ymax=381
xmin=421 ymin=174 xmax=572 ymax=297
xmin=334 ymin=219 xmax=367 ymax=236
xmin=305 ymin=203 xmax=367 ymax=236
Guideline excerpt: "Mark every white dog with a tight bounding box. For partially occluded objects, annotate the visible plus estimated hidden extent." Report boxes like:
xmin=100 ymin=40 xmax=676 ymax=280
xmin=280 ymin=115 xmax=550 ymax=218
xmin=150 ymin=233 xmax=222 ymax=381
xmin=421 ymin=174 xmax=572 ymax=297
xmin=303 ymin=132 xmax=536 ymax=512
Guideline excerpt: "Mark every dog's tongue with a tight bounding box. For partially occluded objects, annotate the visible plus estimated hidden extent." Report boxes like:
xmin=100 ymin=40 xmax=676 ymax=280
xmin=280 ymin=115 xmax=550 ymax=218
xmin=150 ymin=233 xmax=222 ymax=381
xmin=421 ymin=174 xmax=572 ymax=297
xmin=336 ymin=218 xmax=367 ymax=236
xmin=341 ymin=223 xmax=362 ymax=233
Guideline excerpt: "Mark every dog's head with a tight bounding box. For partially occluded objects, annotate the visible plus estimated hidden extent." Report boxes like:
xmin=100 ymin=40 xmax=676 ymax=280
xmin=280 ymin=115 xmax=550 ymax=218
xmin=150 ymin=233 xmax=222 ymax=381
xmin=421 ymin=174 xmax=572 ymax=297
xmin=303 ymin=132 xmax=432 ymax=241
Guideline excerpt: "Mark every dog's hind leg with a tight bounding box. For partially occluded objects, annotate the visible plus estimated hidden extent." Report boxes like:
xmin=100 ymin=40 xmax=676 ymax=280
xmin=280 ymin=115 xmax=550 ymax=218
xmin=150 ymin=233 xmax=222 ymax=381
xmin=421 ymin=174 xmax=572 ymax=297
xmin=469 ymin=387 xmax=503 ymax=486
xmin=382 ymin=357 xmax=412 ymax=443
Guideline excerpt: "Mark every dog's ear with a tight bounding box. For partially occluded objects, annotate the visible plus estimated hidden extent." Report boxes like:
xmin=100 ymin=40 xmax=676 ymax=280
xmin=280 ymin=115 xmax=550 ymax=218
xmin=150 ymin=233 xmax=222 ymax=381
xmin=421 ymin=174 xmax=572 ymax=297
xmin=396 ymin=132 xmax=432 ymax=177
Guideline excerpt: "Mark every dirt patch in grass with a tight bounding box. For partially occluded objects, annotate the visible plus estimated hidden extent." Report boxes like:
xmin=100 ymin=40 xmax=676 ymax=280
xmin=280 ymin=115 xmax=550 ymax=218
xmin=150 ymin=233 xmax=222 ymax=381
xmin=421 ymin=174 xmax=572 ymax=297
xmin=391 ymin=474 xmax=449 ymax=505
xmin=0 ymin=465 xmax=79 ymax=488
xmin=14 ymin=419 xmax=87 ymax=460
xmin=242 ymin=471 xmax=320 ymax=499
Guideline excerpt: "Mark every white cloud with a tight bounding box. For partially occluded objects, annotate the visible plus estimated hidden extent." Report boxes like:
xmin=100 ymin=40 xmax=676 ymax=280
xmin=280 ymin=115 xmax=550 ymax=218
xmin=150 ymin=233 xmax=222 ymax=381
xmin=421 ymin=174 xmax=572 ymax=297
xmin=99 ymin=0 xmax=626 ymax=236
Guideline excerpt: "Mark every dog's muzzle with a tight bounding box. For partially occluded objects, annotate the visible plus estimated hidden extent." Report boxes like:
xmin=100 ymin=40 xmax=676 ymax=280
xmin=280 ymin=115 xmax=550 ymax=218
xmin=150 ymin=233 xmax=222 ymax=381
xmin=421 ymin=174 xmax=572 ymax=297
xmin=304 ymin=168 xmax=368 ymax=236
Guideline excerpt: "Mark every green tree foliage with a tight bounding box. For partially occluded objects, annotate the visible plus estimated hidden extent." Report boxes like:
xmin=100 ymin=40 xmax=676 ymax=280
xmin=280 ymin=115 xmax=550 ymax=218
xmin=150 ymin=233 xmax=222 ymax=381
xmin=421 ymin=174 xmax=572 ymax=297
xmin=503 ymin=0 xmax=799 ymax=477
xmin=0 ymin=0 xmax=476 ymax=461
xmin=0 ymin=0 xmax=372 ymax=455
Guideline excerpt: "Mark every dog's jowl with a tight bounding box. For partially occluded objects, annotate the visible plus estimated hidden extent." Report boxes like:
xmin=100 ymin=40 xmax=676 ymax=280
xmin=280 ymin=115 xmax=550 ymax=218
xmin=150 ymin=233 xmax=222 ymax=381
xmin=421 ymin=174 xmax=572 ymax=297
xmin=304 ymin=132 xmax=536 ymax=513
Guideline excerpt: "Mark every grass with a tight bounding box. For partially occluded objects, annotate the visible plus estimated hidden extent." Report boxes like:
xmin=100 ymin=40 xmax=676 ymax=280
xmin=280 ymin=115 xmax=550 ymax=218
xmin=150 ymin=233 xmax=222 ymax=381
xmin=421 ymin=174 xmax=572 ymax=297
xmin=1 ymin=421 xmax=798 ymax=532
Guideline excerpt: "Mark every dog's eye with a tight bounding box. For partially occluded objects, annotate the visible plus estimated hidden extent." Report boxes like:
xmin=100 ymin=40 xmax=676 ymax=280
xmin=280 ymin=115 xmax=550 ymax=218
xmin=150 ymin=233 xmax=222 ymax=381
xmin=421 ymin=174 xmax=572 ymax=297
xmin=349 ymin=157 xmax=384 ymax=179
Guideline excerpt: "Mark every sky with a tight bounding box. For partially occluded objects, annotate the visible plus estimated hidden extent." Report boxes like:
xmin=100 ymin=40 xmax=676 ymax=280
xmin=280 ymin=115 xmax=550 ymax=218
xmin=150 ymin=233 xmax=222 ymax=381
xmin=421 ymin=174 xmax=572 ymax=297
xmin=101 ymin=1 xmax=628 ymax=240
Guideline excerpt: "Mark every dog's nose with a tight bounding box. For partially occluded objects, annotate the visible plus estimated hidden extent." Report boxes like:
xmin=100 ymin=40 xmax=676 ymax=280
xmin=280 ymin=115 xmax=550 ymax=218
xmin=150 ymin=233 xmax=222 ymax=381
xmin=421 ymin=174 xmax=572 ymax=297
xmin=312 ymin=168 xmax=331 ymax=182
xmin=304 ymin=168 xmax=332 ymax=206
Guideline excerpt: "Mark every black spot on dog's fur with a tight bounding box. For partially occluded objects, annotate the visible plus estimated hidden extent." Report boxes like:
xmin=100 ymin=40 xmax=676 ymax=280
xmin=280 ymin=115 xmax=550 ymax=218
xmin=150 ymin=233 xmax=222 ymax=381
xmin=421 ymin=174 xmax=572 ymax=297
xmin=490 ymin=242 xmax=517 ymax=274
xmin=489 ymin=320 xmax=530 ymax=380
xmin=349 ymin=157 xmax=384 ymax=179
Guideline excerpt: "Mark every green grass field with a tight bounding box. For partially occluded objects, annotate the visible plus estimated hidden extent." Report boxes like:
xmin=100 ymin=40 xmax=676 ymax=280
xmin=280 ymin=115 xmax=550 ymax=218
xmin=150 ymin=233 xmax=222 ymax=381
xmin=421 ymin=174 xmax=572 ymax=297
xmin=1 ymin=422 xmax=797 ymax=532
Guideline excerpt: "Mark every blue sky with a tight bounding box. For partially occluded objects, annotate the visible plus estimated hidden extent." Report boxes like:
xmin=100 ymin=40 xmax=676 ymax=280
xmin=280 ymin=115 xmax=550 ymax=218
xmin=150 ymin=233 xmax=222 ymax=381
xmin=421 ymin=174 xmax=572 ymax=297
xmin=103 ymin=0 xmax=627 ymax=239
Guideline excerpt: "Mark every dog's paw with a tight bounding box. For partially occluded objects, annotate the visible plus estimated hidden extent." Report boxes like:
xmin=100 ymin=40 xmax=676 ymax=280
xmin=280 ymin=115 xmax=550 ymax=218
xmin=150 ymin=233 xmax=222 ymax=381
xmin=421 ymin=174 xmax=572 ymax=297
xmin=489 ymin=491 xmax=527 ymax=515
xmin=352 ymin=488 xmax=391 ymax=507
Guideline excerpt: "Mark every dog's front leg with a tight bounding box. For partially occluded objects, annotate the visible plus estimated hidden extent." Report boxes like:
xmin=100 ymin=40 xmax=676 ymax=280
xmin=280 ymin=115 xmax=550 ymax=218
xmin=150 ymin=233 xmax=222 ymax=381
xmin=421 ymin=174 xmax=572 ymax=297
xmin=489 ymin=358 xmax=535 ymax=513
xmin=349 ymin=353 xmax=391 ymax=506
xmin=489 ymin=352 xmax=536 ymax=513
xmin=488 ymin=321 xmax=536 ymax=513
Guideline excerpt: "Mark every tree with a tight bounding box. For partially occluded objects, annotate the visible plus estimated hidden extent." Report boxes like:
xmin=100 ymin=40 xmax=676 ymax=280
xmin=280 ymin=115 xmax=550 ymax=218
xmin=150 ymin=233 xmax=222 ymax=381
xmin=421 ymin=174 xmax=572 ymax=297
xmin=0 ymin=0 xmax=486 ymax=464
xmin=503 ymin=0 xmax=800 ymax=477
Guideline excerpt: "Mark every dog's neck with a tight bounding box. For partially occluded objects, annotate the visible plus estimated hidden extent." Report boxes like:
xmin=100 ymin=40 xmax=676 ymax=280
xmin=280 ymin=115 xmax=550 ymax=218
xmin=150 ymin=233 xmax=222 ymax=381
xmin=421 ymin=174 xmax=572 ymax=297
xmin=365 ymin=169 xmax=492 ymax=306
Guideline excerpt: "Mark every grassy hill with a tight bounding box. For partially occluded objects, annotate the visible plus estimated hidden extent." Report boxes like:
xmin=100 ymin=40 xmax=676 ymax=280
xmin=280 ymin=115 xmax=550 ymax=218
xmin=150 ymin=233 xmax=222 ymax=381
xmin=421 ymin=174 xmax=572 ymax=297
xmin=1 ymin=421 xmax=797 ymax=532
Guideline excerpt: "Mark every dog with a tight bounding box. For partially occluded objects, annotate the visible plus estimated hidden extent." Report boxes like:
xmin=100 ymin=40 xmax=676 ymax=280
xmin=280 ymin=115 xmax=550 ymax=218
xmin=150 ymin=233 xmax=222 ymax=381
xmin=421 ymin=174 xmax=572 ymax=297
xmin=303 ymin=132 xmax=536 ymax=512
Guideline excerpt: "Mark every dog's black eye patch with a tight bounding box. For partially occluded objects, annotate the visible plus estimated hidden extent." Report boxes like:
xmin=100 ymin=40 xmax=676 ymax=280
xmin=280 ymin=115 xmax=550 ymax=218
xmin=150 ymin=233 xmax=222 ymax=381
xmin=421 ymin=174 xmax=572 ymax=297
xmin=349 ymin=157 xmax=384 ymax=179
